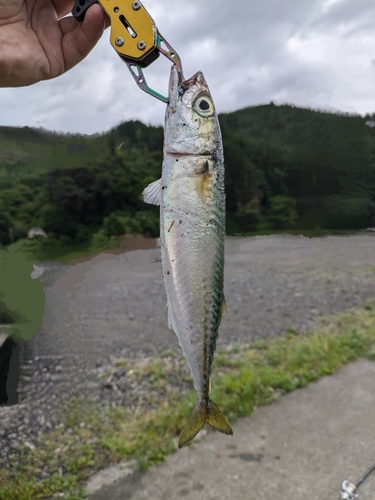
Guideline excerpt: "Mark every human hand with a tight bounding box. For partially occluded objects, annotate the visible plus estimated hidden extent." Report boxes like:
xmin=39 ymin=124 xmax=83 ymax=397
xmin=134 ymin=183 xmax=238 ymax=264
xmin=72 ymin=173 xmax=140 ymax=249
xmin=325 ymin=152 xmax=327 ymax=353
xmin=0 ymin=1 xmax=109 ymax=87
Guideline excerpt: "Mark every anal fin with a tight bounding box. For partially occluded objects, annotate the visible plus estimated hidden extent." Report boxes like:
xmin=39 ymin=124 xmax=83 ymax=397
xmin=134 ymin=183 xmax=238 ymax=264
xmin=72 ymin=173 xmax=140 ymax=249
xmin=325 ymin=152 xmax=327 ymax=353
xmin=221 ymin=295 xmax=227 ymax=316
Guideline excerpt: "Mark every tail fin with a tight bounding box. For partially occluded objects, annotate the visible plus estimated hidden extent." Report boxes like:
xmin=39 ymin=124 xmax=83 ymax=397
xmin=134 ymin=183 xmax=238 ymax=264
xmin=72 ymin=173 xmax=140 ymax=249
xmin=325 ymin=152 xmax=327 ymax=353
xmin=178 ymin=399 xmax=233 ymax=448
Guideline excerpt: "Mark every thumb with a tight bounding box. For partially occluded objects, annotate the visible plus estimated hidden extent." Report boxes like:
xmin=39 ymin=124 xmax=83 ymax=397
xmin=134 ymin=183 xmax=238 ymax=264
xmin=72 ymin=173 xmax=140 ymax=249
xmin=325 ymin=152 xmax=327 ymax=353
xmin=60 ymin=4 xmax=109 ymax=72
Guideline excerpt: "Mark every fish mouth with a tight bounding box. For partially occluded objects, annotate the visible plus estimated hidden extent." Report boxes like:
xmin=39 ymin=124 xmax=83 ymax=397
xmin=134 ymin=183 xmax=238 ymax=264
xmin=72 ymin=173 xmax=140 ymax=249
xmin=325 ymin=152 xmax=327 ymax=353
xmin=168 ymin=66 xmax=209 ymax=108
xmin=180 ymin=72 xmax=208 ymax=91
xmin=168 ymin=65 xmax=183 ymax=110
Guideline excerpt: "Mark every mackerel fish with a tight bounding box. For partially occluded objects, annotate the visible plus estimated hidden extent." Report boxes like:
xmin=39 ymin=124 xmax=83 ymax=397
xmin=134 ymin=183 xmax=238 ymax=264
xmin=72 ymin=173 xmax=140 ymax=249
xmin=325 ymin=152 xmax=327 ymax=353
xmin=143 ymin=65 xmax=232 ymax=448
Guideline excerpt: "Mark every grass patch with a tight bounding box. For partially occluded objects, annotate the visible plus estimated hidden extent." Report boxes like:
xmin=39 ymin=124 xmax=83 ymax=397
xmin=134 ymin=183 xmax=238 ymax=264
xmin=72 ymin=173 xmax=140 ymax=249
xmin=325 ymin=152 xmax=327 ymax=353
xmin=17 ymin=235 xmax=122 ymax=265
xmin=0 ymin=240 xmax=45 ymax=341
xmin=16 ymin=231 xmax=156 ymax=266
xmin=1 ymin=301 xmax=375 ymax=499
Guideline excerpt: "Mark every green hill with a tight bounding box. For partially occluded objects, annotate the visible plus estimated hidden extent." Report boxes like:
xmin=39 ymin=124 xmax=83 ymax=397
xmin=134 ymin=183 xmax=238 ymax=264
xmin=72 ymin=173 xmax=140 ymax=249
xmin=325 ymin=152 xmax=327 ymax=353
xmin=0 ymin=104 xmax=374 ymax=246
xmin=220 ymin=104 xmax=375 ymax=232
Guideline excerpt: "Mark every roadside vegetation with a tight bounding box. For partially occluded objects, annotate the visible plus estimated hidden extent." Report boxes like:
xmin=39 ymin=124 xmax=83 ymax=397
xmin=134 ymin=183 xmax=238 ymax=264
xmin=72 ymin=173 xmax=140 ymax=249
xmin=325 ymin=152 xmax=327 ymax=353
xmin=1 ymin=301 xmax=375 ymax=500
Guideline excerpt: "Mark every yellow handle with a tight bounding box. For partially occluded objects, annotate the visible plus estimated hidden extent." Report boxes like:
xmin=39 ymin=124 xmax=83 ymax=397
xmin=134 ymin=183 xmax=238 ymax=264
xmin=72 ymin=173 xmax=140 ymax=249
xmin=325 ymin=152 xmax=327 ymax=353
xmin=99 ymin=0 xmax=157 ymax=61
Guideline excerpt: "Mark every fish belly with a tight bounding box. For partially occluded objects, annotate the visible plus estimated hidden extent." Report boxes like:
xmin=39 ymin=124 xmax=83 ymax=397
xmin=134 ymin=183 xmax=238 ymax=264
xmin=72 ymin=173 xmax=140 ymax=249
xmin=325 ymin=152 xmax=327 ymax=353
xmin=160 ymin=153 xmax=225 ymax=397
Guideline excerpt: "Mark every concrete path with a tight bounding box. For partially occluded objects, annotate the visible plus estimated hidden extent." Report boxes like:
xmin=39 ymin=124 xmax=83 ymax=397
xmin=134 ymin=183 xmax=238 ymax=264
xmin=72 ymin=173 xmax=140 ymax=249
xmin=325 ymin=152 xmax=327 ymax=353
xmin=86 ymin=359 xmax=375 ymax=500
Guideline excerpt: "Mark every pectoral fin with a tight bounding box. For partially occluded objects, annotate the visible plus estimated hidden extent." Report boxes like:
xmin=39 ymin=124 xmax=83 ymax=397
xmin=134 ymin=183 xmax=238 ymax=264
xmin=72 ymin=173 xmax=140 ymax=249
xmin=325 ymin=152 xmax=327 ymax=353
xmin=142 ymin=178 xmax=162 ymax=206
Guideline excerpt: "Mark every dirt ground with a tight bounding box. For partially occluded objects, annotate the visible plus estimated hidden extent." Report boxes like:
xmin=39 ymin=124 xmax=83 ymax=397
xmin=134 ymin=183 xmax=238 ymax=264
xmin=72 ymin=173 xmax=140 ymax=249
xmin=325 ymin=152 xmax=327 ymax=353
xmin=31 ymin=233 xmax=375 ymax=366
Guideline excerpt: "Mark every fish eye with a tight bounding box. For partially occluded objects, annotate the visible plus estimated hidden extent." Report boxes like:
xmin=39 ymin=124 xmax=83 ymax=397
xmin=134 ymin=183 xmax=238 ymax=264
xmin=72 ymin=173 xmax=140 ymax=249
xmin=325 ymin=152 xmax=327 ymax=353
xmin=193 ymin=96 xmax=214 ymax=117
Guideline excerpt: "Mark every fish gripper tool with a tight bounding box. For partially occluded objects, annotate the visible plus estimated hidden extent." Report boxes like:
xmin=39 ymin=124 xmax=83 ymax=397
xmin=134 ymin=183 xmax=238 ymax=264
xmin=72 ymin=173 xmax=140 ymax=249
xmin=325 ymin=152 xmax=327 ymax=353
xmin=72 ymin=0 xmax=183 ymax=103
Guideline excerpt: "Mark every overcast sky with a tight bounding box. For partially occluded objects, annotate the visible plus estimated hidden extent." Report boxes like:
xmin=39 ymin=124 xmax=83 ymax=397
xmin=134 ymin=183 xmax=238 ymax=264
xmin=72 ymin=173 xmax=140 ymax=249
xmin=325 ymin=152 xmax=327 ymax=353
xmin=1 ymin=0 xmax=375 ymax=135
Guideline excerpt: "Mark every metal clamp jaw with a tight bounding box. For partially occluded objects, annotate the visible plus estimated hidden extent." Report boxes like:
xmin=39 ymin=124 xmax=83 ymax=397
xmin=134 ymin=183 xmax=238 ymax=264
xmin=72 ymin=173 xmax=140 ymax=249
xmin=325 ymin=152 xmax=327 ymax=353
xmin=72 ymin=0 xmax=183 ymax=102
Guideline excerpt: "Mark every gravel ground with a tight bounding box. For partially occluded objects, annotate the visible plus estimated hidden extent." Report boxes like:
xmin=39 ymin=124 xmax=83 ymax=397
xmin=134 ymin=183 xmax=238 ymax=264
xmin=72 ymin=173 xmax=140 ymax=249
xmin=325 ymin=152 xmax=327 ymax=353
xmin=1 ymin=233 xmax=375 ymax=471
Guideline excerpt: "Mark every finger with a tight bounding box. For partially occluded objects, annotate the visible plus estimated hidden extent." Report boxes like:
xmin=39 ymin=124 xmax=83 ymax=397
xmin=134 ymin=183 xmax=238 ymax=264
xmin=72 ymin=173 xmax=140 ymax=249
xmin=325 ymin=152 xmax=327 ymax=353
xmin=53 ymin=0 xmax=110 ymax=27
xmin=59 ymin=4 xmax=107 ymax=71
xmin=58 ymin=5 xmax=110 ymax=35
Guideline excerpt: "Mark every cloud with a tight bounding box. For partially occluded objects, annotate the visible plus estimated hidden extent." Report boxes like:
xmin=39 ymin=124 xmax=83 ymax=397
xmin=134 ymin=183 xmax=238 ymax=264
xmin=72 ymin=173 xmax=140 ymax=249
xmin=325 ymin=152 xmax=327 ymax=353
xmin=1 ymin=0 xmax=375 ymax=134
